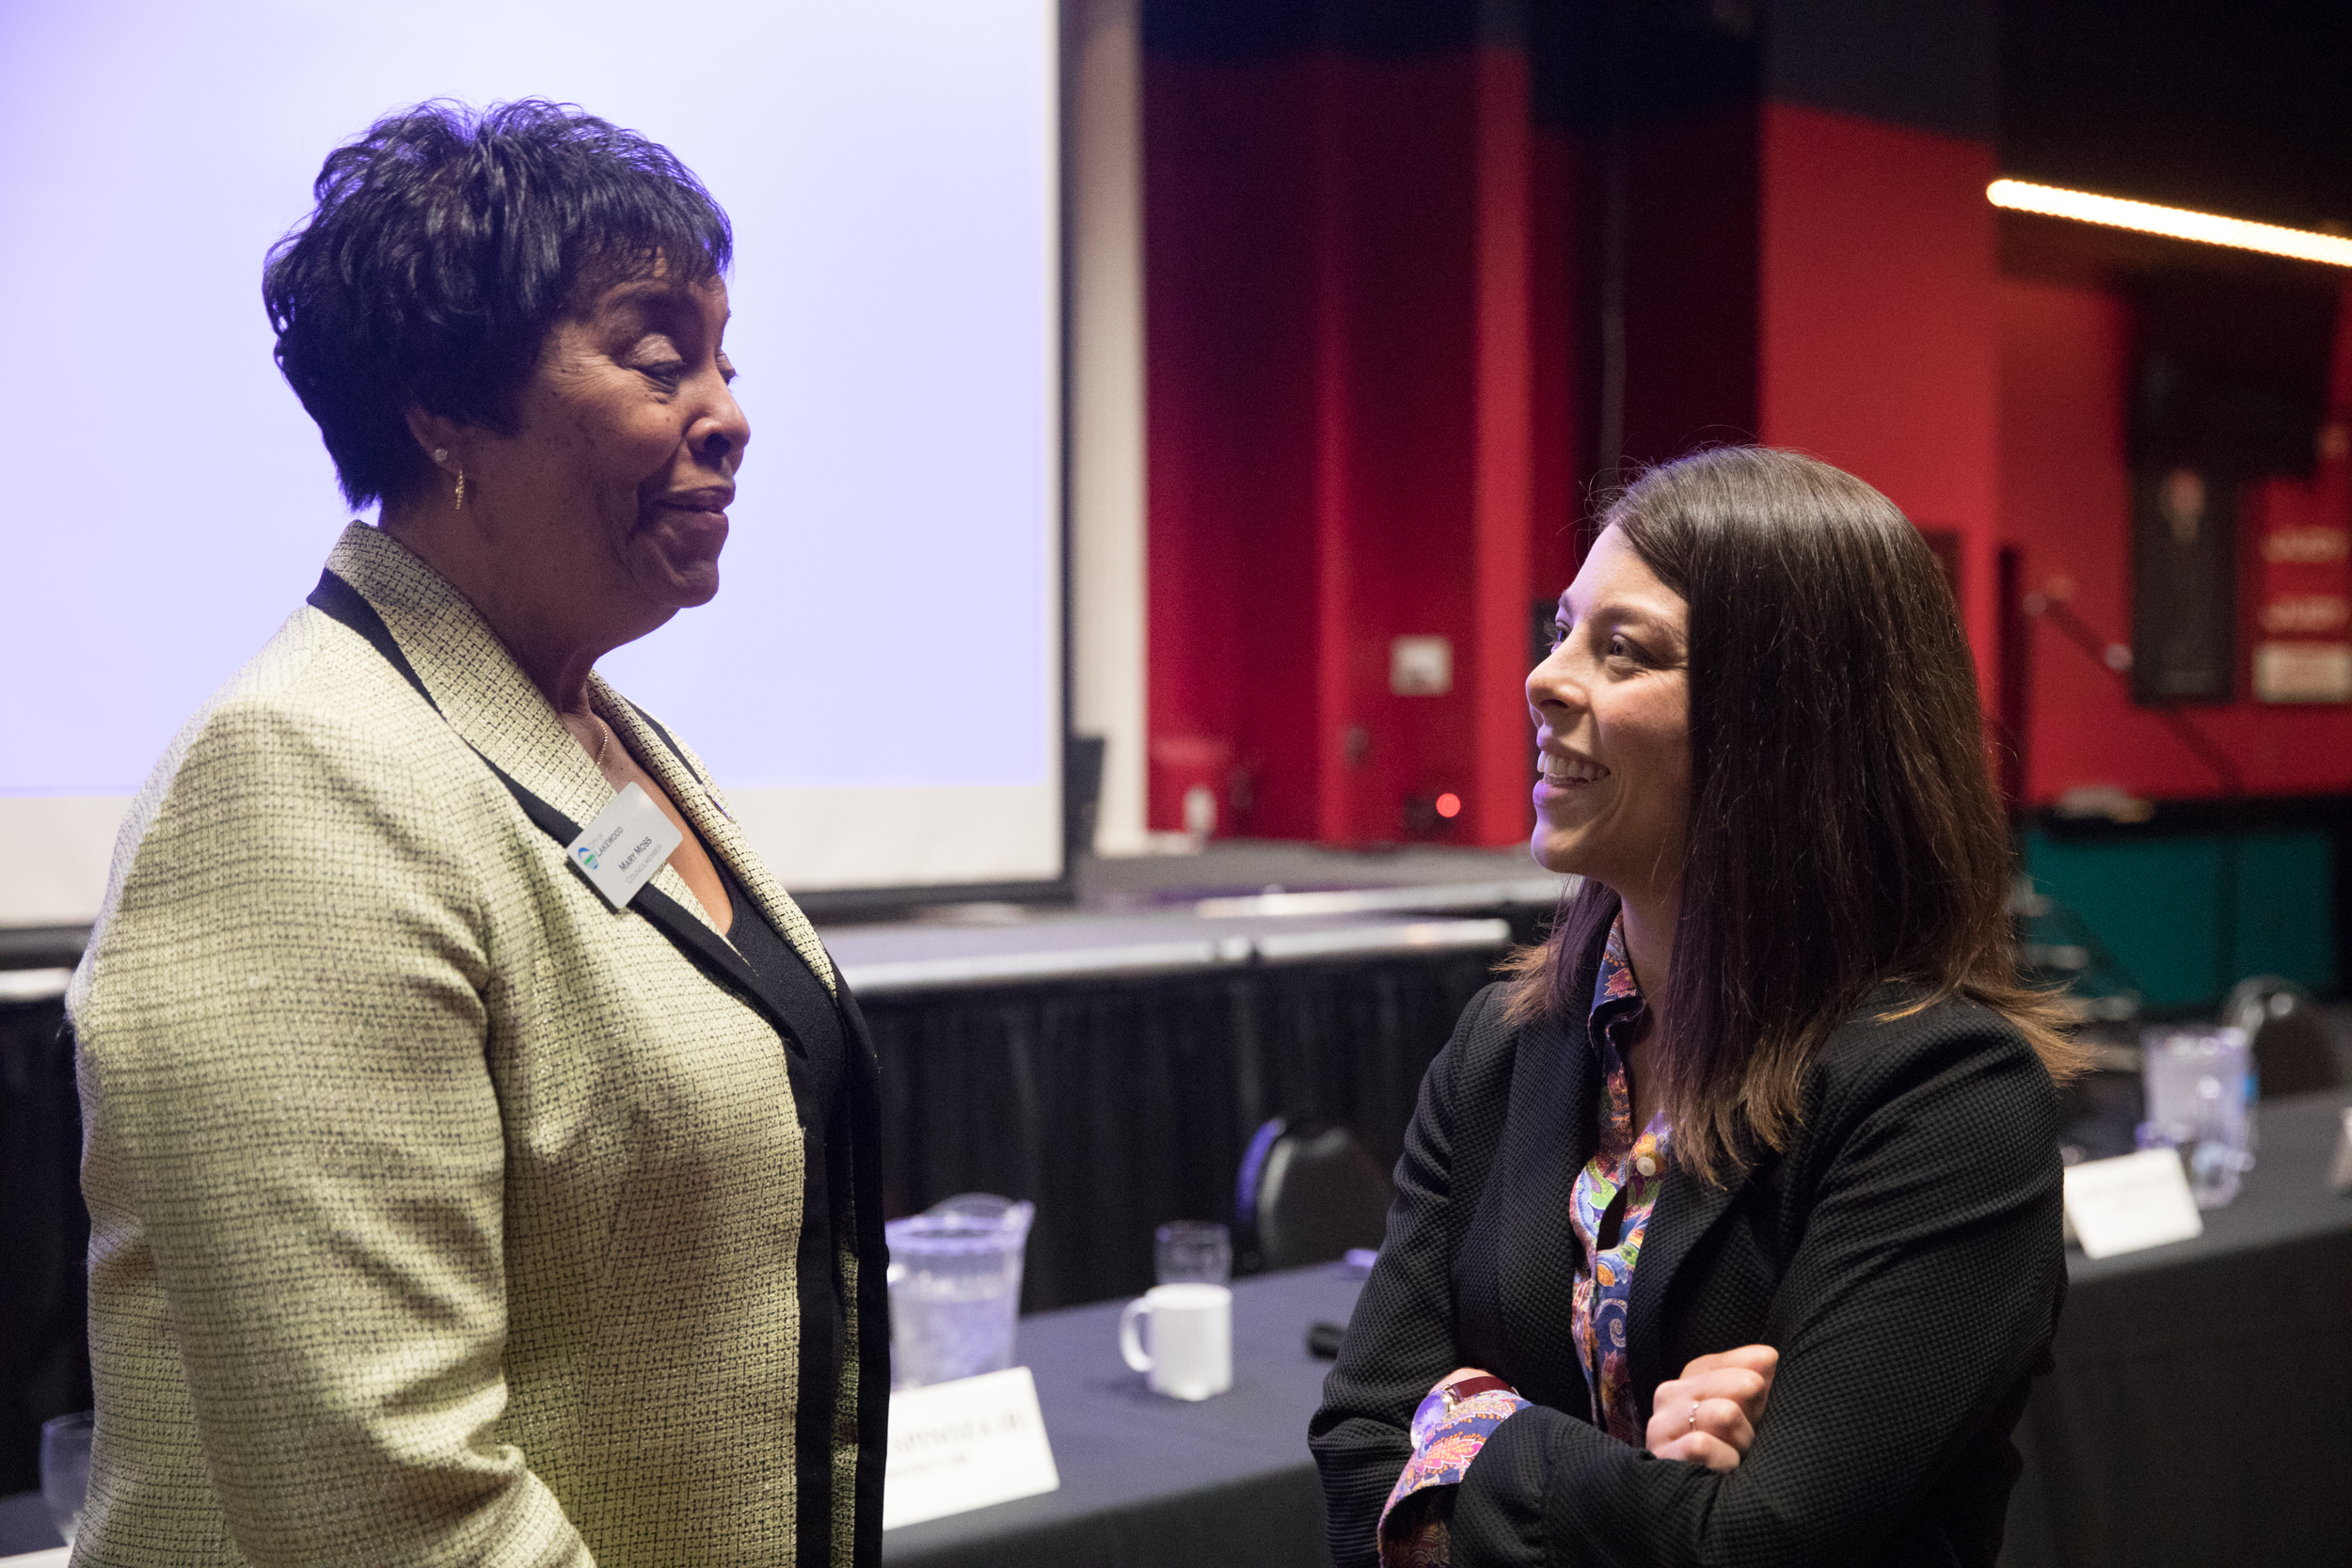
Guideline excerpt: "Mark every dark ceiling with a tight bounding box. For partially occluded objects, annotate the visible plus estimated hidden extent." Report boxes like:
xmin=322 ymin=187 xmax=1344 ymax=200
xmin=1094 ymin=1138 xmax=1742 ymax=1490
xmin=2000 ymin=0 xmax=2352 ymax=232
xmin=1144 ymin=0 xmax=2352 ymax=233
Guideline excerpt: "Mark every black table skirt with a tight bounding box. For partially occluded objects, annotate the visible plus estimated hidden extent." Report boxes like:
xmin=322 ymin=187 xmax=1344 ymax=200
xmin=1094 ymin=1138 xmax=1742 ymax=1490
xmin=0 ymin=997 xmax=87 ymax=1502
xmin=1999 ymin=1087 xmax=2352 ymax=1568
xmin=860 ymin=948 xmax=1504 ymax=1313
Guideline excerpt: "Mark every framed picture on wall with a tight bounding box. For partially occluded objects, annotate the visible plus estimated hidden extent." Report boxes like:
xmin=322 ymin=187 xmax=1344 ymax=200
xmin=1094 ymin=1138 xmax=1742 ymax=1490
xmin=2130 ymin=467 xmax=2237 ymax=704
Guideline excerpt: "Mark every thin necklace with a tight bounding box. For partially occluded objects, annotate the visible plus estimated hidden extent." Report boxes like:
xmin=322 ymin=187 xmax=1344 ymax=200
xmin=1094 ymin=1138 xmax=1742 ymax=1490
xmin=587 ymin=713 xmax=612 ymax=769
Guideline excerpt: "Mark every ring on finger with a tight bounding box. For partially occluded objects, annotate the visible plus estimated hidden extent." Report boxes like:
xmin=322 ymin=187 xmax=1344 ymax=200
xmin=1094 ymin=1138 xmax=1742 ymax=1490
xmin=1688 ymin=1397 xmax=1703 ymax=1432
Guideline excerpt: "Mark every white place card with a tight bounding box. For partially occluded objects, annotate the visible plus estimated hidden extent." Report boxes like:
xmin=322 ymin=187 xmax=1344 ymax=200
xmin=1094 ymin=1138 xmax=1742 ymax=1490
xmin=882 ymin=1366 xmax=1060 ymax=1531
xmin=2329 ymin=1108 xmax=2352 ymax=1196
xmin=2063 ymin=1148 xmax=2204 ymax=1259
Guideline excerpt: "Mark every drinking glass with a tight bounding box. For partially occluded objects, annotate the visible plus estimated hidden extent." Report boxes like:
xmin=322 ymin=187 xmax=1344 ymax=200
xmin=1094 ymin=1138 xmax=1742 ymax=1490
xmin=2138 ymin=1025 xmax=2254 ymax=1209
xmin=1154 ymin=1220 xmax=1232 ymax=1286
xmin=40 ymin=1410 xmax=94 ymax=1548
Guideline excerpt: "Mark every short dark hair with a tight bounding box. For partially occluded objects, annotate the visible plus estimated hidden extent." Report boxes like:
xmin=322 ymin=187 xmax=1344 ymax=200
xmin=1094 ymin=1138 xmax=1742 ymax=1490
xmin=262 ymin=100 xmax=733 ymax=509
xmin=1506 ymin=447 xmax=2080 ymax=1180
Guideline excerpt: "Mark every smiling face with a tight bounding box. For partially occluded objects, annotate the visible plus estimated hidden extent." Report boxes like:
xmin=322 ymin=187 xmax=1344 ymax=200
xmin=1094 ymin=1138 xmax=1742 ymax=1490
xmin=1527 ymin=524 xmax=1693 ymax=906
xmin=458 ymin=264 xmax=747 ymax=643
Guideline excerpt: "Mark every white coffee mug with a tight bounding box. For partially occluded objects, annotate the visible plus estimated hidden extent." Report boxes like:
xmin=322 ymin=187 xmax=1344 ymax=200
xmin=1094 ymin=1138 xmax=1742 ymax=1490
xmin=1118 ymin=1282 xmax=1232 ymax=1401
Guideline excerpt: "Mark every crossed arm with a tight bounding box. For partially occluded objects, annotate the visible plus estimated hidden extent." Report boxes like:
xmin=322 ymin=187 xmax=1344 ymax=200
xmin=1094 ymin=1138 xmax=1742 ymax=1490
xmin=1378 ymin=1347 xmax=1779 ymax=1566
xmin=1312 ymin=994 xmax=2066 ymax=1568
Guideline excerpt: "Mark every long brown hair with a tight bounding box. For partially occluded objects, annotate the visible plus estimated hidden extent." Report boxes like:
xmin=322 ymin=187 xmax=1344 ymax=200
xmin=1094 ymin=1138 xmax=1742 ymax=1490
xmin=1505 ymin=447 xmax=2082 ymax=1183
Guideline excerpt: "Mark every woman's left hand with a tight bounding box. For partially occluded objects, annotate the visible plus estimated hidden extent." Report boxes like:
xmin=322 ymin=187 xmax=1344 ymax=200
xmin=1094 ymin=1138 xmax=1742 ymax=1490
xmin=1646 ymin=1344 xmax=1779 ymax=1470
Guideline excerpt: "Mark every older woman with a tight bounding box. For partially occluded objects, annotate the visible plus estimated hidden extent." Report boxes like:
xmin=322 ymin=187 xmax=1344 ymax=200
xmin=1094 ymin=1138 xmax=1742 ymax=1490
xmin=1311 ymin=448 xmax=2083 ymax=1567
xmin=68 ymin=102 xmax=885 ymax=1567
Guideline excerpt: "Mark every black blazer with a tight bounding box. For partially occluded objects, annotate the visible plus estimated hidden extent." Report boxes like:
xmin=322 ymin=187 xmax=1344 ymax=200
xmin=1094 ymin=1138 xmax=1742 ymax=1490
xmin=1310 ymin=949 xmax=2067 ymax=1567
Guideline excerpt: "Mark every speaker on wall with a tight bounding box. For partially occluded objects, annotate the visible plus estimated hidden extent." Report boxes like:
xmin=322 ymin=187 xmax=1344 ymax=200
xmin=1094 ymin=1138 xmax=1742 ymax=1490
xmin=2130 ymin=271 xmax=2340 ymax=479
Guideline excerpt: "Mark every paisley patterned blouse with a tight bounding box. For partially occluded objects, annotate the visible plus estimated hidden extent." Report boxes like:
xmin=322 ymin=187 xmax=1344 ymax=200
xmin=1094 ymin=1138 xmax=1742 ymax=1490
xmin=1570 ymin=914 xmax=1675 ymax=1442
xmin=1377 ymin=916 xmax=1673 ymax=1539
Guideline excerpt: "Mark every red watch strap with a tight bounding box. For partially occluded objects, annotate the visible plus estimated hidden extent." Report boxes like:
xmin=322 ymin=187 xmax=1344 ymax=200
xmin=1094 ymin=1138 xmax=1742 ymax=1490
xmin=1442 ymin=1375 xmax=1516 ymax=1405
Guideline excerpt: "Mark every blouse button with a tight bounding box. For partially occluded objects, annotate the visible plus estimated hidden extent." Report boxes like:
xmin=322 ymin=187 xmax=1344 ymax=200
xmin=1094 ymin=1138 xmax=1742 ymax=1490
xmin=1635 ymin=1155 xmax=1658 ymax=1178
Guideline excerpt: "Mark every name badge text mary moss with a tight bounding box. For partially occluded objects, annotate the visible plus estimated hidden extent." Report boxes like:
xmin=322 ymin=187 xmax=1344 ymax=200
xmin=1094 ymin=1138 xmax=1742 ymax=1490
xmin=565 ymin=783 xmax=684 ymax=910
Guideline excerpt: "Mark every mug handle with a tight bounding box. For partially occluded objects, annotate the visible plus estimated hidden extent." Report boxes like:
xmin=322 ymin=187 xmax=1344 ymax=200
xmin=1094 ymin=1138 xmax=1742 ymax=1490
xmin=1119 ymin=1297 xmax=1153 ymax=1373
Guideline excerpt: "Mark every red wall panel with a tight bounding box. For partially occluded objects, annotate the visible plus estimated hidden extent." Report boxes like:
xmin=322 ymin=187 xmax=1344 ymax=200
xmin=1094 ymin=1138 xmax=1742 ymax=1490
xmin=1757 ymin=102 xmax=2002 ymax=694
xmin=1323 ymin=53 xmax=1480 ymax=845
xmin=1467 ymin=46 xmax=1536 ymax=847
xmin=1529 ymin=123 xmax=1584 ymax=601
xmin=1145 ymin=56 xmax=1322 ymax=837
xmin=1145 ymin=47 xmax=1554 ymax=846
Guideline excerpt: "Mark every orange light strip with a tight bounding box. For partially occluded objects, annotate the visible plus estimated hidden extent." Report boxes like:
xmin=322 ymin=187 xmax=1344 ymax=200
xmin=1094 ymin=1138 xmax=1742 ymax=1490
xmin=1987 ymin=178 xmax=2352 ymax=269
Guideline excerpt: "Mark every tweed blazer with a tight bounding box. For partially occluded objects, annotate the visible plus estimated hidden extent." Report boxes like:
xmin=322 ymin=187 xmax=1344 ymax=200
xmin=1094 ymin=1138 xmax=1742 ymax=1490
xmin=1310 ymin=949 xmax=2068 ymax=1567
xmin=68 ymin=523 xmax=889 ymax=1568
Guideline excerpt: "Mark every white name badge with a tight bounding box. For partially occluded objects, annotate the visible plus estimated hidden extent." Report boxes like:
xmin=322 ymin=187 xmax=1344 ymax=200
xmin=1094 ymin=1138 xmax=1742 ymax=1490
xmin=882 ymin=1366 xmax=1060 ymax=1531
xmin=564 ymin=783 xmax=683 ymax=910
xmin=2062 ymin=1148 xmax=2204 ymax=1259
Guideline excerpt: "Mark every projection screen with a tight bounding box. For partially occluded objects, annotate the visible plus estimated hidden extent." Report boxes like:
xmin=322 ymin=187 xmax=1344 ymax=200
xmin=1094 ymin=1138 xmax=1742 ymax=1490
xmin=0 ymin=0 xmax=1061 ymax=927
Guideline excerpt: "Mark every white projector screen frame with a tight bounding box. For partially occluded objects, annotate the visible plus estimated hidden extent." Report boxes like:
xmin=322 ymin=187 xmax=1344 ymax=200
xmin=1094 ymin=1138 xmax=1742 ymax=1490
xmin=0 ymin=1 xmax=1064 ymax=927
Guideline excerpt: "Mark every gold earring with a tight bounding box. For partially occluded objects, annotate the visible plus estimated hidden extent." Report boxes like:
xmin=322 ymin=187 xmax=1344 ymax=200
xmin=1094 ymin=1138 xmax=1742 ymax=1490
xmin=454 ymin=467 xmax=466 ymax=512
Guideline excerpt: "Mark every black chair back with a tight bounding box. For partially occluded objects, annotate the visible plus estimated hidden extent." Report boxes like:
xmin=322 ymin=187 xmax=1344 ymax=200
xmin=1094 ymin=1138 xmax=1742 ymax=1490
xmin=2222 ymin=976 xmax=2343 ymax=1098
xmin=1236 ymin=1117 xmax=1392 ymax=1274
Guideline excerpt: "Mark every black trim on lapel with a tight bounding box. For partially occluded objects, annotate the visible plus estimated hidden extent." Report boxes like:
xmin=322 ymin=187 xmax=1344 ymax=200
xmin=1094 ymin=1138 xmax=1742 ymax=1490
xmin=612 ymin=700 xmax=732 ymax=824
xmin=831 ymin=984 xmax=894 ymax=1568
xmin=617 ymin=694 xmax=882 ymax=1086
xmin=619 ymin=689 xmax=860 ymax=1086
xmin=311 ymin=565 xmax=874 ymax=1566
xmin=631 ymin=887 xmax=814 ymax=1065
xmin=610 ymin=668 xmax=896 ymax=1560
xmin=307 ymin=571 xmax=812 ymax=1070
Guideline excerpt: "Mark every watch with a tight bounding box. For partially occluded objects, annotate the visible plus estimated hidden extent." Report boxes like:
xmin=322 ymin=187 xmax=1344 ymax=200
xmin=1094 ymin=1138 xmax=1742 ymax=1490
xmin=1438 ymin=1374 xmax=1517 ymax=1412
